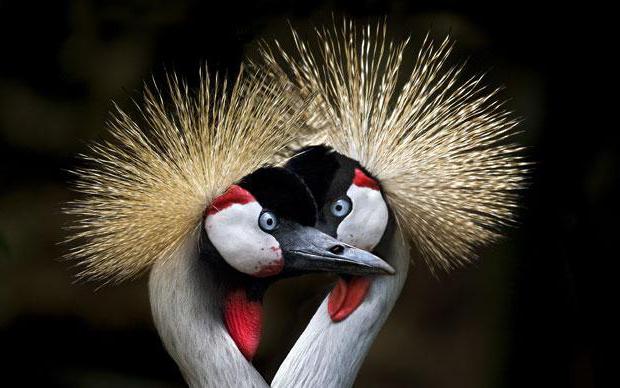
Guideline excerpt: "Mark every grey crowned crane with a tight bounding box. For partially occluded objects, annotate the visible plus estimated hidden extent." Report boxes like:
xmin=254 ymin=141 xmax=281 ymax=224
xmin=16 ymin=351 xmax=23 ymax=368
xmin=64 ymin=69 xmax=393 ymax=387
xmin=259 ymin=21 xmax=527 ymax=387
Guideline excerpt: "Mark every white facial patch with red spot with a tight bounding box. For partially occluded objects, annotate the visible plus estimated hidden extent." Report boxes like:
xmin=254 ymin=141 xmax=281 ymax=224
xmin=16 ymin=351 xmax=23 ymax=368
xmin=336 ymin=169 xmax=388 ymax=251
xmin=205 ymin=185 xmax=283 ymax=277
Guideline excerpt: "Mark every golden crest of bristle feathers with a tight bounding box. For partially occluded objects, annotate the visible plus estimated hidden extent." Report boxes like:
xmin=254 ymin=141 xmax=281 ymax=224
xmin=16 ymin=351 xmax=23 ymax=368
xmin=65 ymin=68 xmax=306 ymax=282
xmin=259 ymin=20 xmax=528 ymax=271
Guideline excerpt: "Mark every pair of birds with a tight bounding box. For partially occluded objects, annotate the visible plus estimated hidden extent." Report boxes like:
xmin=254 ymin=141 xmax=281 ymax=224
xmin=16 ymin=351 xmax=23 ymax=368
xmin=66 ymin=21 xmax=525 ymax=387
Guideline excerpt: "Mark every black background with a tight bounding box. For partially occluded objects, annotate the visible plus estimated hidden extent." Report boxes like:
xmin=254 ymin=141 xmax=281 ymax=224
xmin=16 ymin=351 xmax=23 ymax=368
xmin=0 ymin=1 xmax=612 ymax=387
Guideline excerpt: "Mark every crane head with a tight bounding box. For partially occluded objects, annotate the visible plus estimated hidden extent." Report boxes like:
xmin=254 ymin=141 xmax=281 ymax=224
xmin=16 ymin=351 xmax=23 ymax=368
xmin=286 ymin=145 xmax=390 ymax=251
xmin=285 ymin=145 xmax=391 ymax=322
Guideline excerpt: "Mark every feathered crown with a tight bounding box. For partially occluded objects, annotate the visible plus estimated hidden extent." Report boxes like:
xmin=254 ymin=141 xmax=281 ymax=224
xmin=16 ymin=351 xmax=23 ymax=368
xmin=65 ymin=68 xmax=306 ymax=282
xmin=258 ymin=20 xmax=528 ymax=271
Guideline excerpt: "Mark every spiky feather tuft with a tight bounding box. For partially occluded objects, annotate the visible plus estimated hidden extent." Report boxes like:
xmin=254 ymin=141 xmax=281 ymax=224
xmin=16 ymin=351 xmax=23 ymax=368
xmin=65 ymin=68 xmax=306 ymax=282
xmin=259 ymin=20 xmax=528 ymax=271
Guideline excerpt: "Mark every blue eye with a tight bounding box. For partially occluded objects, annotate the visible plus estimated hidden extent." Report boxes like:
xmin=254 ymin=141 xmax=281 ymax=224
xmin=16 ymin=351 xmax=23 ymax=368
xmin=258 ymin=211 xmax=279 ymax=231
xmin=330 ymin=198 xmax=352 ymax=217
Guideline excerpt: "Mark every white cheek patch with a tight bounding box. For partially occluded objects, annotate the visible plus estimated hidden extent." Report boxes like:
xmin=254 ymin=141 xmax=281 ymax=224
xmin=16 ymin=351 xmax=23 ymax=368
xmin=336 ymin=184 xmax=389 ymax=251
xmin=205 ymin=202 xmax=283 ymax=277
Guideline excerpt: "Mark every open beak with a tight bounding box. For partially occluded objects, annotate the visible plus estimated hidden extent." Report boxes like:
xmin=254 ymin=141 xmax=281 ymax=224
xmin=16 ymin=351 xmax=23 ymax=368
xmin=280 ymin=225 xmax=394 ymax=276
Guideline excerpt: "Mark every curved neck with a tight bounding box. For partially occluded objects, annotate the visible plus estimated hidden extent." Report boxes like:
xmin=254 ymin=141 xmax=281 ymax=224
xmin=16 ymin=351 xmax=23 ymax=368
xmin=148 ymin=237 xmax=268 ymax=388
xmin=271 ymin=227 xmax=410 ymax=388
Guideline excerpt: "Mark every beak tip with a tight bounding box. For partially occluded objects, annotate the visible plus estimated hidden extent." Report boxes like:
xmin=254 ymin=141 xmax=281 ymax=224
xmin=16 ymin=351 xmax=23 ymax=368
xmin=380 ymin=262 xmax=396 ymax=275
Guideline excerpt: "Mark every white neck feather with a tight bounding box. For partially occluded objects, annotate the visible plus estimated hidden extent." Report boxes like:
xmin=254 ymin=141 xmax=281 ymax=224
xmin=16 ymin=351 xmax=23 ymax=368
xmin=148 ymin=237 xmax=268 ymax=388
xmin=271 ymin=227 xmax=410 ymax=388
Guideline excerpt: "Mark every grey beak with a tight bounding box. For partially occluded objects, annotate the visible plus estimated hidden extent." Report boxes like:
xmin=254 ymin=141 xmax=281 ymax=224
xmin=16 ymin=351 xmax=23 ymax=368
xmin=280 ymin=225 xmax=395 ymax=276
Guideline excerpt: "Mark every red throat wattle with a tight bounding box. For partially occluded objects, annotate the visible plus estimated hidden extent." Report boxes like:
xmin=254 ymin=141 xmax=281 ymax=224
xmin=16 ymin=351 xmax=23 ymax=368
xmin=223 ymin=288 xmax=263 ymax=360
xmin=327 ymin=276 xmax=372 ymax=322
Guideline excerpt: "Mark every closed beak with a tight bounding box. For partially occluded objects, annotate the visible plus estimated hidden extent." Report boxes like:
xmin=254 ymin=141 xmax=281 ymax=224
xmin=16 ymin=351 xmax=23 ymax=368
xmin=280 ymin=225 xmax=394 ymax=276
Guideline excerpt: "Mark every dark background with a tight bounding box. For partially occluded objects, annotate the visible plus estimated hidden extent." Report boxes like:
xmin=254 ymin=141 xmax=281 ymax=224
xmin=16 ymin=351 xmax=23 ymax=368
xmin=0 ymin=1 xmax=612 ymax=387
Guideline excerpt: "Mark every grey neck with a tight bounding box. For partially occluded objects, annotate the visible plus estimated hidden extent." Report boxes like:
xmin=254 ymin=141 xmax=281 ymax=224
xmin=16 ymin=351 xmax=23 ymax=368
xmin=148 ymin=237 xmax=268 ymax=388
xmin=271 ymin=227 xmax=410 ymax=388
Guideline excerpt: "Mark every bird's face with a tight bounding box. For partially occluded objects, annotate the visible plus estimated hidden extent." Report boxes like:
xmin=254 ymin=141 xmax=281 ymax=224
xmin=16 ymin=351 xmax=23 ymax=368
xmin=324 ymin=167 xmax=389 ymax=252
xmin=285 ymin=146 xmax=391 ymax=321
xmin=204 ymin=185 xmax=285 ymax=277
xmin=204 ymin=167 xmax=392 ymax=279
xmin=286 ymin=146 xmax=390 ymax=251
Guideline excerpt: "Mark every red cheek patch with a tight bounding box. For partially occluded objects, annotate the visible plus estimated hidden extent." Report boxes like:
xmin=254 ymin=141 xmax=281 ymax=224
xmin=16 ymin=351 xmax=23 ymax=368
xmin=353 ymin=168 xmax=380 ymax=191
xmin=224 ymin=287 xmax=263 ymax=360
xmin=327 ymin=276 xmax=372 ymax=322
xmin=206 ymin=185 xmax=255 ymax=216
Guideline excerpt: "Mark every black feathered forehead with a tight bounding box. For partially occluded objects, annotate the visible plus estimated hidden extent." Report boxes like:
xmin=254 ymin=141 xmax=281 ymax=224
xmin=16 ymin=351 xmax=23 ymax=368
xmin=238 ymin=167 xmax=317 ymax=227
xmin=285 ymin=145 xmax=380 ymax=207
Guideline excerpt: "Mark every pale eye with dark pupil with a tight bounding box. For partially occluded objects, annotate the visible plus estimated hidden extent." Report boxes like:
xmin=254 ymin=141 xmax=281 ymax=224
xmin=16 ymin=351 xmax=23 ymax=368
xmin=330 ymin=198 xmax=352 ymax=218
xmin=258 ymin=211 xmax=279 ymax=232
